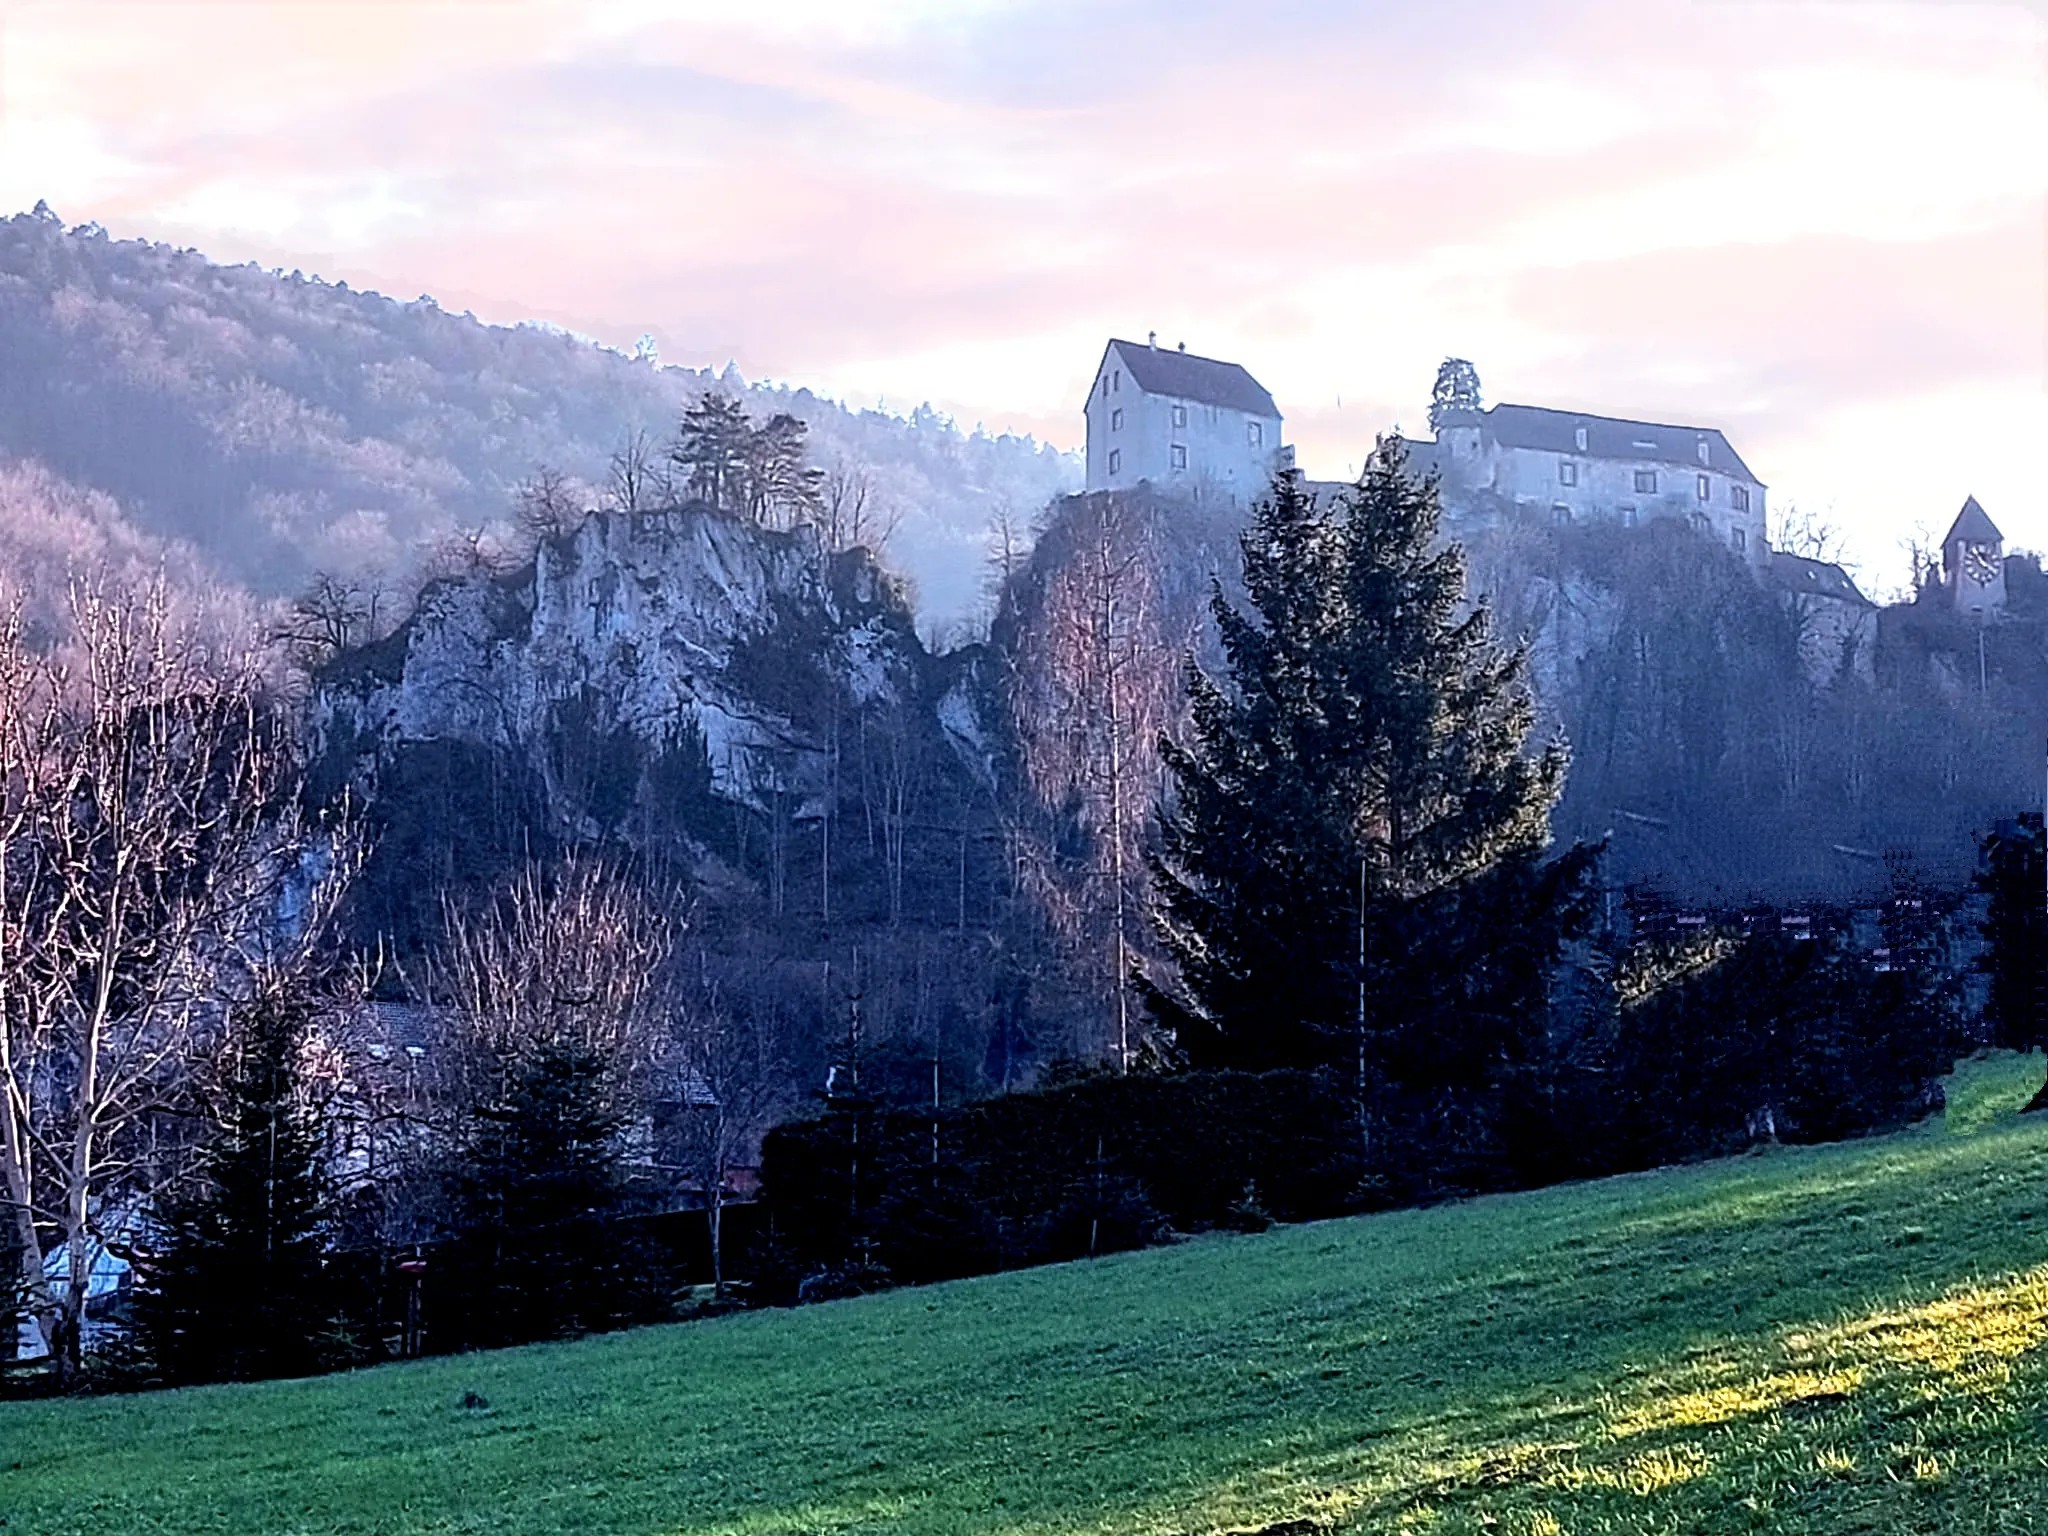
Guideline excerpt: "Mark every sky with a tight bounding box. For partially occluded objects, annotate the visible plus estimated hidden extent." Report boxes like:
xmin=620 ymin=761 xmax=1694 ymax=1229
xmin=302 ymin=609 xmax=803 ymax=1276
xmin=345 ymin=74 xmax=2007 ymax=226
xmin=0 ymin=0 xmax=2043 ymax=593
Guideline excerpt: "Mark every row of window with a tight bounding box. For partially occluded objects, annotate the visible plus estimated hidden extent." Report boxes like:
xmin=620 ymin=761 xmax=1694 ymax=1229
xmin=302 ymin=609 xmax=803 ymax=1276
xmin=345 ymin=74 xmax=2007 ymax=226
xmin=1557 ymin=459 xmax=1751 ymax=511
xmin=1102 ymin=410 xmax=1267 ymax=458
xmin=1106 ymin=442 xmax=1221 ymax=475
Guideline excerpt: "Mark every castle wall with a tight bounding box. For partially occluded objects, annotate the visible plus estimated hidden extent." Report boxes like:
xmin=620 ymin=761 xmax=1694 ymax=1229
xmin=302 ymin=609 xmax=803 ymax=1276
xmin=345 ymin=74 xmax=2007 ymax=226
xmin=1485 ymin=444 xmax=1767 ymax=569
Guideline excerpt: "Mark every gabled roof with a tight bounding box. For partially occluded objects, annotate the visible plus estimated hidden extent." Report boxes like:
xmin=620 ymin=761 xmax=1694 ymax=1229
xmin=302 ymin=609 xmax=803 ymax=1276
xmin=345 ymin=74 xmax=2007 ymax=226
xmin=1943 ymin=495 xmax=2002 ymax=548
xmin=1100 ymin=339 xmax=1280 ymax=418
xmin=1480 ymin=403 xmax=1760 ymax=483
xmin=1769 ymin=552 xmax=1874 ymax=608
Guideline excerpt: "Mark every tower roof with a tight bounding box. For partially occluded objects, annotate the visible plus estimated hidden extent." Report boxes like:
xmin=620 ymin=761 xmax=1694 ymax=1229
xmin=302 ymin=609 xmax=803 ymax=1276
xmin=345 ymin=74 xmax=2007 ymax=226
xmin=1098 ymin=339 xmax=1279 ymax=418
xmin=1943 ymin=495 xmax=2002 ymax=548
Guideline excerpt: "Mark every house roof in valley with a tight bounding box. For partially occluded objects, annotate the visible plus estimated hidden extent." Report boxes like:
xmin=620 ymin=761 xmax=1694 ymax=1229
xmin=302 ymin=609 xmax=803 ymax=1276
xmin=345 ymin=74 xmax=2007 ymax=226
xmin=1101 ymin=339 xmax=1280 ymax=418
xmin=1479 ymin=403 xmax=1761 ymax=483
xmin=1943 ymin=495 xmax=2002 ymax=548
xmin=1769 ymin=551 xmax=1875 ymax=608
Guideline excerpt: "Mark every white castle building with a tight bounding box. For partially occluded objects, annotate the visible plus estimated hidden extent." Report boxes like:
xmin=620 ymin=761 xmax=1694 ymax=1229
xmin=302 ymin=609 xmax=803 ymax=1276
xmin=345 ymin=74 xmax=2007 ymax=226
xmin=1083 ymin=335 xmax=1289 ymax=502
xmin=1409 ymin=361 xmax=1770 ymax=571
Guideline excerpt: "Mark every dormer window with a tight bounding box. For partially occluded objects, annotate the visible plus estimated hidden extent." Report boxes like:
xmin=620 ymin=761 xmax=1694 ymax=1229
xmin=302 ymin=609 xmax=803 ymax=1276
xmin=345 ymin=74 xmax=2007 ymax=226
xmin=1574 ymin=426 xmax=1588 ymax=451
xmin=1696 ymin=440 xmax=1711 ymax=466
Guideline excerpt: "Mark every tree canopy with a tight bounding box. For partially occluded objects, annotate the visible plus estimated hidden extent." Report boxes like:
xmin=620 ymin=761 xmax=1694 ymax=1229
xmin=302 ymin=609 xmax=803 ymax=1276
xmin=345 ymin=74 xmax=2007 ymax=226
xmin=1146 ymin=446 xmax=1595 ymax=1109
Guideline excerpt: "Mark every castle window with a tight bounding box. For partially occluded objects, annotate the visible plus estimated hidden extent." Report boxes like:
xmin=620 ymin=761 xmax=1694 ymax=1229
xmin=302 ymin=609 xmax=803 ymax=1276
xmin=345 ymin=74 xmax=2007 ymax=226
xmin=1574 ymin=426 xmax=1588 ymax=451
xmin=1172 ymin=404 xmax=1187 ymax=429
xmin=1559 ymin=460 xmax=1578 ymax=487
xmin=1689 ymin=511 xmax=1710 ymax=534
xmin=1731 ymin=484 xmax=1751 ymax=512
xmin=1732 ymin=527 xmax=1747 ymax=553
xmin=1697 ymin=473 xmax=1710 ymax=501
xmin=1171 ymin=444 xmax=1188 ymax=471
xmin=1111 ymin=408 xmax=1123 ymax=432
xmin=1552 ymin=503 xmax=1572 ymax=525
xmin=1248 ymin=420 xmax=1264 ymax=448
xmin=1634 ymin=469 xmax=1658 ymax=495
xmin=1621 ymin=506 xmax=1638 ymax=527
xmin=1108 ymin=449 xmax=1121 ymax=475
xmin=1101 ymin=376 xmax=1109 ymax=400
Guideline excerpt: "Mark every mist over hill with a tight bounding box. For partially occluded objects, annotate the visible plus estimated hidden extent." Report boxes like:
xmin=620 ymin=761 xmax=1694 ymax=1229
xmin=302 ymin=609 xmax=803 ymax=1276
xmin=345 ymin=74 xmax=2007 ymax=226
xmin=0 ymin=205 xmax=1076 ymax=624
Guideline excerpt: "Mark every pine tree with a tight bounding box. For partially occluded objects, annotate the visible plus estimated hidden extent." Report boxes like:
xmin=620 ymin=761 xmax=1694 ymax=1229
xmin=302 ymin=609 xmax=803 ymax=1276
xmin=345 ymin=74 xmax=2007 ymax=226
xmin=670 ymin=391 xmax=753 ymax=513
xmin=434 ymin=1042 xmax=658 ymax=1351
xmin=1146 ymin=446 xmax=1594 ymax=1156
xmin=131 ymin=992 xmax=343 ymax=1385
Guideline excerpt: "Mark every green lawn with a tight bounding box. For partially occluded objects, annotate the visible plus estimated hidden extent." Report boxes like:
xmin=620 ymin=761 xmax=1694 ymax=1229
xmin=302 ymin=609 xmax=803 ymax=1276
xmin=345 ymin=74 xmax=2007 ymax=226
xmin=7 ymin=1055 xmax=2048 ymax=1536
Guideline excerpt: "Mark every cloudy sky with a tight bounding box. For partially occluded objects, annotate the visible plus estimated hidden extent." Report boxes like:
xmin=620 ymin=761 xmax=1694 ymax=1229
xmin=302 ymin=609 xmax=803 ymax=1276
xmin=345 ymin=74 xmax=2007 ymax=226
xmin=1 ymin=0 xmax=2042 ymax=589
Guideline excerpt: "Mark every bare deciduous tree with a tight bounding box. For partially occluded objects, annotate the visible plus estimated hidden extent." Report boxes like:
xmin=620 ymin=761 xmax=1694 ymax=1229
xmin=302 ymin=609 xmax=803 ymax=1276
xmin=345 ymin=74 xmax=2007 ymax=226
xmin=428 ymin=853 xmax=679 ymax=1114
xmin=419 ymin=524 xmax=514 ymax=584
xmin=1011 ymin=495 xmax=1180 ymax=1070
xmin=668 ymin=968 xmax=786 ymax=1296
xmin=822 ymin=458 xmax=899 ymax=556
xmin=0 ymin=577 xmax=352 ymax=1381
xmin=604 ymin=430 xmax=671 ymax=517
xmin=280 ymin=570 xmax=386 ymax=667
xmin=515 ymin=464 xmax=582 ymax=542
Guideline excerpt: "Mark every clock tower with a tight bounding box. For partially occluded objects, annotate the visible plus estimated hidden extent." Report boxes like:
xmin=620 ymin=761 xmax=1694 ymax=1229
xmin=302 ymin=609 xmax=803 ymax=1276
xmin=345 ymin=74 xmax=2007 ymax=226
xmin=1942 ymin=495 xmax=2006 ymax=620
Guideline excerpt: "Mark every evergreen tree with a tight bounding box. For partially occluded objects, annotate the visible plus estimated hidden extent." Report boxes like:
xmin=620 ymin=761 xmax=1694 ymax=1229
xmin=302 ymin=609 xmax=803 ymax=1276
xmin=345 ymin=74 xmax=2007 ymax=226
xmin=670 ymin=391 xmax=753 ymax=513
xmin=1428 ymin=357 xmax=1483 ymax=432
xmin=131 ymin=992 xmax=343 ymax=1385
xmin=1146 ymin=446 xmax=1594 ymax=1161
xmin=433 ymin=1042 xmax=660 ymax=1352
xmin=740 ymin=412 xmax=825 ymax=529
xmin=1976 ymin=815 xmax=2046 ymax=1052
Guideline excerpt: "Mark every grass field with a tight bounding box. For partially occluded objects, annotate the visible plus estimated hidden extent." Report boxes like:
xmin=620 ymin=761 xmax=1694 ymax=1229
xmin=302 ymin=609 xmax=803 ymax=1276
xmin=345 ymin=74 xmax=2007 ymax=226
xmin=5 ymin=1052 xmax=2048 ymax=1536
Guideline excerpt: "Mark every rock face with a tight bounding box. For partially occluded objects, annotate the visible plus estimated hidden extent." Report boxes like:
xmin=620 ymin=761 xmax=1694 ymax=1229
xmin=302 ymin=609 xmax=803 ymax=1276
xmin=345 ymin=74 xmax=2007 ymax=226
xmin=313 ymin=505 xmax=996 ymax=941
xmin=323 ymin=507 xmax=920 ymax=799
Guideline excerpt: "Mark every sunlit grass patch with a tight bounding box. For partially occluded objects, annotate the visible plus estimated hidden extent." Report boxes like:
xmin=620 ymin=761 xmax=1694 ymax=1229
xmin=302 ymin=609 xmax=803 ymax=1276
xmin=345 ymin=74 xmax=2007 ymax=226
xmin=1943 ymin=1048 xmax=2046 ymax=1135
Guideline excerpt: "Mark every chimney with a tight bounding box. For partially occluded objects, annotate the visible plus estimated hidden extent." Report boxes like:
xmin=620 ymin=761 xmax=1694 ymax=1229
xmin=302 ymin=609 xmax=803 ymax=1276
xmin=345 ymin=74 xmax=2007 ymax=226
xmin=1148 ymin=331 xmax=1157 ymax=349
xmin=1177 ymin=341 xmax=1186 ymax=352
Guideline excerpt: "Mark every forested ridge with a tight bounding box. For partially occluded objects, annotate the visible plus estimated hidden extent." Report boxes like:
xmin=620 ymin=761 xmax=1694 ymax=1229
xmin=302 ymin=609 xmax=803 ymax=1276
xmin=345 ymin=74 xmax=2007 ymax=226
xmin=0 ymin=205 xmax=1074 ymax=623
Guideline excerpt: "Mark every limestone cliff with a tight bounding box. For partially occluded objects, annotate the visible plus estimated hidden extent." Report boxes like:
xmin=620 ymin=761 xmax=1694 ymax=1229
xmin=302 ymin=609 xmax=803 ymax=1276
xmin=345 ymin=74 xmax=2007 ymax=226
xmin=313 ymin=504 xmax=999 ymax=944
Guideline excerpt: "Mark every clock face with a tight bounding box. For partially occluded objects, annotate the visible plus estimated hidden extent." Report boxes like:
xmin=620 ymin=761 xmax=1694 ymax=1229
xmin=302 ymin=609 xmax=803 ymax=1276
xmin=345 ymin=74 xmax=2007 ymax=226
xmin=1964 ymin=543 xmax=2000 ymax=586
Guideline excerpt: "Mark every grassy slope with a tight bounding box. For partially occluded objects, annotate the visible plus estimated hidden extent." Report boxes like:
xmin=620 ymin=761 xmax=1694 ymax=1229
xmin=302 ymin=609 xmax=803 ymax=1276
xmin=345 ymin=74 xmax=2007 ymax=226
xmin=6 ymin=1054 xmax=2048 ymax=1536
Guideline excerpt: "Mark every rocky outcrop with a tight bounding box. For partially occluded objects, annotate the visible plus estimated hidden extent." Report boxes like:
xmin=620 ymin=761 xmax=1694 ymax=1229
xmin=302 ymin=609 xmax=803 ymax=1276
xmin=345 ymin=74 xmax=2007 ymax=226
xmin=310 ymin=505 xmax=1008 ymax=951
xmin=317 ymin=505 xmax=942 ymax=813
